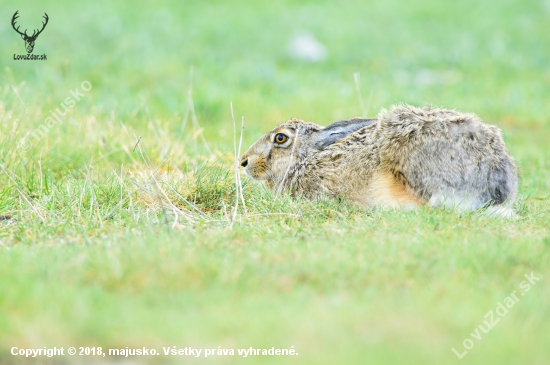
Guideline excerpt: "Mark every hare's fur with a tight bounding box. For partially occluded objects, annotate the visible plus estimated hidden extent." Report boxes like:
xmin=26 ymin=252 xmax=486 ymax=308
xmin=240 ymin=105 xmax=518 ymax=211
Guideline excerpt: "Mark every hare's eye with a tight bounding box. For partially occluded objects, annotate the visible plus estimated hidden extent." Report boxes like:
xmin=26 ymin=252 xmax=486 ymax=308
xmin=274 ymin=133 xmax=288 ymax=144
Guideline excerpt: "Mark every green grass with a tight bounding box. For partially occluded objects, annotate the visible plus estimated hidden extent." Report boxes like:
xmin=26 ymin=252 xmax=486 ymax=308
xmin=1 ymin=0 xmax=549 ymax=364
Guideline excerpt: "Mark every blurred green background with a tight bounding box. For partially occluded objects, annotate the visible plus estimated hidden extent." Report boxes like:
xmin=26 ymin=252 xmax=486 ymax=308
xmin=1 ymin=0 xmax=549 ymax=364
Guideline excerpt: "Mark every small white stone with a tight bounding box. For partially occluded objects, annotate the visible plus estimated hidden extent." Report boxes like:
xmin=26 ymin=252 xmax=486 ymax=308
xmin=287 ymin=32 xmax=327 ymax=62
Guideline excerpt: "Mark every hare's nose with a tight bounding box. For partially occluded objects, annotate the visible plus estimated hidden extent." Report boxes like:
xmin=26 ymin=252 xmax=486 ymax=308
xmin=240 ymin=158 xmax=248 ymax=168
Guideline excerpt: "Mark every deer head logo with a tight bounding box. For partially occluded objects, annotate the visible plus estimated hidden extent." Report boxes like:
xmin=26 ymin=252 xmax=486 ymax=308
xmin=12 ymin=11 xmax=49 ymax=54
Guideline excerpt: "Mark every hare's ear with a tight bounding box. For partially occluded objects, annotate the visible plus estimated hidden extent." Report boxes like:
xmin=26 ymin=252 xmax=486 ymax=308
xmin=313 ymin=118 xmax=376 ymax=149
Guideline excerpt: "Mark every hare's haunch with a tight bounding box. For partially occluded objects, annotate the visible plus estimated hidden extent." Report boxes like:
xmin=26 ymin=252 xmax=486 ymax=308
xmin=240 ymin=105 xmax=518 ymax=212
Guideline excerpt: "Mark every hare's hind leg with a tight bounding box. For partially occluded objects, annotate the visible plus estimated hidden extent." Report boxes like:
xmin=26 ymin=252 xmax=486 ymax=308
xmin=375 ymin=105 xmax=518 ymax=211
xmin=363 ymin=170 xmax=422 ymax=209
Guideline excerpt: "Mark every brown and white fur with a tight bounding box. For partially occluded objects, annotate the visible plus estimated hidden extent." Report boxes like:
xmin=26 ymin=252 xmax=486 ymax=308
xmin=240 ymin=105 xmax=518 ymax=213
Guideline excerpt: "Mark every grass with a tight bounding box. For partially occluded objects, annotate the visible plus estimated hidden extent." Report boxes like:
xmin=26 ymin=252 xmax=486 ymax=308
xmin=1 ymin=0 xmax=550 ymax=364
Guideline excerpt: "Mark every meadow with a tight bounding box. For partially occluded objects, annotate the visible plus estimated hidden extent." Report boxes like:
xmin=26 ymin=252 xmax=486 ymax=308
xmin=0 ymin=0 xmax=549 ymax=364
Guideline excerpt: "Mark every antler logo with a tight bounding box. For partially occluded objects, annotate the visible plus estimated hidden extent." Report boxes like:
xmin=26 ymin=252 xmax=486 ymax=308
xmin=12 ymin=10 xmax=49 ymax=54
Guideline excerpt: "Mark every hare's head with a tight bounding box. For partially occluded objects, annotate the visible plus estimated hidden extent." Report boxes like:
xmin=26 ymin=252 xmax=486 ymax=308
xmin=240 ymin=117 xmax=376 ymax=189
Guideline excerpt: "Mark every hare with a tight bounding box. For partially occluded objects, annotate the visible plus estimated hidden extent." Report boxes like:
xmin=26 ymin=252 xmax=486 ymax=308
xmin=240 ymin=105 xmax=518 ymax=212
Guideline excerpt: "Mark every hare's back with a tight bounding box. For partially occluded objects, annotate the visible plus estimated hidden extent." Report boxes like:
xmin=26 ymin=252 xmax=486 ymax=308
xmin=375 ymin=105 xmax=518 ymax=209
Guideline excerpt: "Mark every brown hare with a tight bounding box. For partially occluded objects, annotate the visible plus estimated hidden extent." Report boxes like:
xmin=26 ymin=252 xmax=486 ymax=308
xmin=240 ymin=105 xmax=518 ymax=214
